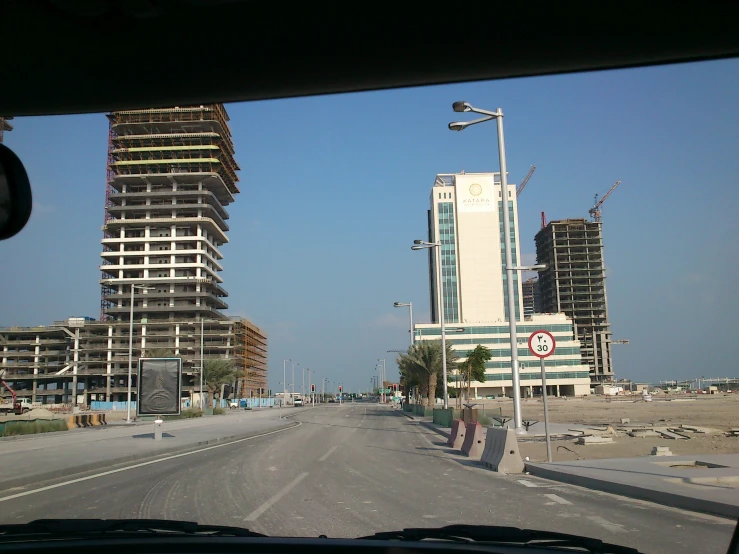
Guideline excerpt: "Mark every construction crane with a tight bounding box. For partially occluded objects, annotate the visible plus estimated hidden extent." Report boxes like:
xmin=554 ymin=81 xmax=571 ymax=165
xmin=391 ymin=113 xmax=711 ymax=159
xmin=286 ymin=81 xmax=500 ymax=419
xmin=515 ymin=165 xmax=536 ymax=197
xmin=589 ymin=180 xmax=622 ymax=222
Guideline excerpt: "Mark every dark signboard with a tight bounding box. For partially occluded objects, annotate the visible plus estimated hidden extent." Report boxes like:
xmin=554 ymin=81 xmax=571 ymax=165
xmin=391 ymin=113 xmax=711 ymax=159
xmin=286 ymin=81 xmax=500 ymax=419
xmin=137 ymin=357 xmax=182 ymax=416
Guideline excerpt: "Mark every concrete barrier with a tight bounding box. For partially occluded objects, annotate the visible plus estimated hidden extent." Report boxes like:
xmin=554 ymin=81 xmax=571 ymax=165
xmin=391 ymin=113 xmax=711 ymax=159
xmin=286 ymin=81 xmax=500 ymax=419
xmin=480 ymin=427 xmax=525 ymax=474
xmin=447 ymin=419 xmax=466 ymax=449
xmin=460 ymin=421 xmax=485 ymax=458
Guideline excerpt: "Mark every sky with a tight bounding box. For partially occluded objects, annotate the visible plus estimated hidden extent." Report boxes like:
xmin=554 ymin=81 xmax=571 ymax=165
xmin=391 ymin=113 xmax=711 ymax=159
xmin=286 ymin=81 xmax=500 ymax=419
xmin=1 ymin=59 xmax=738 ymax=389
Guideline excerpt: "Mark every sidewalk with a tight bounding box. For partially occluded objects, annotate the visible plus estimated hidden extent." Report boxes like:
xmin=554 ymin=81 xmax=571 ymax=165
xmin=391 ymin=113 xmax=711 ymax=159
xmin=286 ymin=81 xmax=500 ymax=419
xmin=416 ymin=417 xmax=739 ymax=518
xmin=0 ymin=409 xmax=298 ymax=490
xmin=527 ymin=455 xmax=739 ymax=519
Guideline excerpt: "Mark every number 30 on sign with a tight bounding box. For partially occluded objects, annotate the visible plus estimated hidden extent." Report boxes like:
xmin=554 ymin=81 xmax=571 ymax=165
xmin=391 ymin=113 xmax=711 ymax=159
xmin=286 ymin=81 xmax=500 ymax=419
xmin=528 ymin=330 xmax=556 ymax=358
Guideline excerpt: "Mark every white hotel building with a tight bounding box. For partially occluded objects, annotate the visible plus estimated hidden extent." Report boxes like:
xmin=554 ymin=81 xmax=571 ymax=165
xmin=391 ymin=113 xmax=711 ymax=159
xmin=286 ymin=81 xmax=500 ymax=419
xmin=415 ymin=172 xmax=590 ymax=397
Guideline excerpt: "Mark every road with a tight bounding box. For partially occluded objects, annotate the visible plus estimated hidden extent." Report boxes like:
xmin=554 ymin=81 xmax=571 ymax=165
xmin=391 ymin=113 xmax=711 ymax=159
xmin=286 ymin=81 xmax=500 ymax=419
xmin=0 ymin=404 xmax=734 ymax=554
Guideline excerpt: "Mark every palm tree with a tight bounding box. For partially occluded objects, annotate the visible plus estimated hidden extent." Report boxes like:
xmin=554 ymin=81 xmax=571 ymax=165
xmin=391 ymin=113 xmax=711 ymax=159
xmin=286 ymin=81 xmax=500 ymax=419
xmin=397 ymin=341 xmax=457 ymax=406
xmin=202 ymin=358 xmax=245 ymax=397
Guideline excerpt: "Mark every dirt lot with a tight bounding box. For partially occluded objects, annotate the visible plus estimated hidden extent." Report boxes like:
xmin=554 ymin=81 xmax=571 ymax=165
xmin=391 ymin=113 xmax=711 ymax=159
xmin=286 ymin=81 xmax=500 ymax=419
xmin=471 ymin=394 xmax=739 ymax=463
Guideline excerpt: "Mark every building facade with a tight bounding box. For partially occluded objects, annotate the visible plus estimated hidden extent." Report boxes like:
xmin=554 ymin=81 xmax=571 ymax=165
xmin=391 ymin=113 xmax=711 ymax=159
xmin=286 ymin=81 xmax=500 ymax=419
xmin=416 ymin=314 xmax=591 ymax=398
xmin=535 ymin=218 xmax=613 ymax=383
xmin=427 ymin=173 xmax=523 ymax=325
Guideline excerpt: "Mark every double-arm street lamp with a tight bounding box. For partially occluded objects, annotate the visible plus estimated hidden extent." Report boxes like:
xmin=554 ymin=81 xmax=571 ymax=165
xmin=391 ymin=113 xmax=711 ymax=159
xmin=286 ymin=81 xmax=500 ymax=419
xmin=448 ymin=100 xmax=533 ymax=431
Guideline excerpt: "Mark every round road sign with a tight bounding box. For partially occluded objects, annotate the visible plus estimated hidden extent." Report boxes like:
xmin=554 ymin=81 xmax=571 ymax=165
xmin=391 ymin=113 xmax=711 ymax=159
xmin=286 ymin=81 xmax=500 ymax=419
xmin=528 ymin=330 xmax=556 ymax=358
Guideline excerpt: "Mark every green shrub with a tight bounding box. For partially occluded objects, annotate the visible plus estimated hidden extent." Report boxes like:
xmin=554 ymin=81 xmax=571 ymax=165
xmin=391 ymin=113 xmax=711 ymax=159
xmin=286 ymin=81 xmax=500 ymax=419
xmin=2 ymin=419 xmax=68 ymax=436
xmin=213 ymin=407 xmax=226 ymax=415
xmin=182 ymin=408 xmax=204 ymax=418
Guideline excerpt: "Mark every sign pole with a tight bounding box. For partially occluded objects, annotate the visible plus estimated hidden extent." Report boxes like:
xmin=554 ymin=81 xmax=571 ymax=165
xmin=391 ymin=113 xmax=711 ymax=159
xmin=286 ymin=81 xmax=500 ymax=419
xmin=540 ymin=356 xmax=552 ymax=462
xmin=528 ymin=330 xmax=556 ymax=463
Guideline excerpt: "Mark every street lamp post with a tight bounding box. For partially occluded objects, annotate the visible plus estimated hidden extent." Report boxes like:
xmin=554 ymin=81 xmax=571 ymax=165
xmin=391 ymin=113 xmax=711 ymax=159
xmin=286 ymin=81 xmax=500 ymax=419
xmin=291 ymin=362 xmax=299 ymax=404
xmin=448 ymin=101 xmax=522 ymax=428
xmin=412 ymin=240 xmax=449 ymax=409
xmin=283 ymin=359 xmax=290 ymax=407
xmin=199 ymin=318 xmax=204 ymax=410
xmin=393 ymin=302 xmax=414 ymax=349
xmin=127 ymin=284 xmax=154 ymax=423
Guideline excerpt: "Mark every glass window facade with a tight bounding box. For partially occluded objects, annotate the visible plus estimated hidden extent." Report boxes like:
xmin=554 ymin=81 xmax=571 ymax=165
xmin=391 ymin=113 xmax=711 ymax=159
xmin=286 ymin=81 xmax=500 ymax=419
xmin=438 ymin=202 xmax=459 ymax=323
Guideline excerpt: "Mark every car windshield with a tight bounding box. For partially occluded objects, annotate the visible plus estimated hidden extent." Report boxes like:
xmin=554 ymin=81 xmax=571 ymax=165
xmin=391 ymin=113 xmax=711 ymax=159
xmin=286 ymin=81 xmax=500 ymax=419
xmin=1 ymin=59 xmax=738 ymax=554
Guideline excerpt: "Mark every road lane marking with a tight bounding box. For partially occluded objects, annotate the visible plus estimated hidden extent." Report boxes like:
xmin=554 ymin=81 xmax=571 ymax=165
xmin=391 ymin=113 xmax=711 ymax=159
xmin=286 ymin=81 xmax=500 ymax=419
xmin=544 ymin=494 xmax=572 ymax=505
xmin=0 ymin=422 xmax=301 ymax=503
xmin=319 ymin=445 xmax=339 ymax=462
xmin=587 ymin=515 xmax=626 ymax=533
xmin=517 ymin=479 xmax=539 ymax=487
xmin=244 ymin=472 xmax=309 ymax=522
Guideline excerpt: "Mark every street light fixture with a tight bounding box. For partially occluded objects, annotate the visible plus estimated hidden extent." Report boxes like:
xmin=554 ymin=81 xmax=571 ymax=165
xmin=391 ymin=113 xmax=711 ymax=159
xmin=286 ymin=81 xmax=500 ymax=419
xmin=411 ymin=239 xmax=449 ymax=409
xmin=393 ymin=302 xmax=414 ymax=349
xmin=126 ymin=284 xmax=154 ymax=423
xmin=448 ymin=101 xmax=524 ymax=430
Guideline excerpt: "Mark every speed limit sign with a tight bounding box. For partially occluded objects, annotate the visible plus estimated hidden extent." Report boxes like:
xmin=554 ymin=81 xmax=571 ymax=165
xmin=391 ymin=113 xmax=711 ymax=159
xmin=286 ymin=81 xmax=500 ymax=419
xmin=528 ymin=330 xmax=556 ymax=358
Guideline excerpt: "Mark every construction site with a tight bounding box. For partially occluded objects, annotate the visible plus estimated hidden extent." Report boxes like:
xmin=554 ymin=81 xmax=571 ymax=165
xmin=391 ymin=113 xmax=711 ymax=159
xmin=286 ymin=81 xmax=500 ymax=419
xmin=0 ymin=317 xmax=266 ymax=406
xmin=533 ymin=182 xmax=623 ymax=384
xmin=1 ymin=104 xmax=268 ymax=407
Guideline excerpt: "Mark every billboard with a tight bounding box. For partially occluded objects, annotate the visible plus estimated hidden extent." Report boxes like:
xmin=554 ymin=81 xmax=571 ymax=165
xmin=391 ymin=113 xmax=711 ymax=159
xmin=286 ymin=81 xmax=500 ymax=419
xmin=455 ymin=174 xmax=495 ymax=213
xmin=137 ymin=357 xmax=182 ymax=416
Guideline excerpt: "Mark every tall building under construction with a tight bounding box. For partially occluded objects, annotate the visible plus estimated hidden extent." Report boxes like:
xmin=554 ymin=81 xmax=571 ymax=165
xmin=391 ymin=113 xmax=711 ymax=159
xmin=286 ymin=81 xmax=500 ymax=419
xmin=535 ymin=218 xmax=613 ymax=383
xmin=0 ymin=105 xmax=268 ymax=406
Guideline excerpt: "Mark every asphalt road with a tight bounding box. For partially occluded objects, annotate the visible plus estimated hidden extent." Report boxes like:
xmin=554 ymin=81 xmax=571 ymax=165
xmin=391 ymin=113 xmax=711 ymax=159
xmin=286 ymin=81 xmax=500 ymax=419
xmin=0 ymin=404 xmax=734 ymax=554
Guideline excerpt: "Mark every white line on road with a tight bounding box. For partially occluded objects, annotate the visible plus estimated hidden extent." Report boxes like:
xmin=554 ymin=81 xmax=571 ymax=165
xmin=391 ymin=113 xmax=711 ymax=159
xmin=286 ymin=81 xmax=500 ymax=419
xmin=543 ymin=494 xmax=572 ymax=505
xmin=517 ymin=479 xmax=539 ymax=487
xmin=244 ymin=472 xmax=309 ymax=522
xmin=586 ymin=515 xmax=626 ymax=533
xmin=0 ymin=423 xmax=301 ymax=503
xmin=319 ymin=445 xmax=339 ymax=462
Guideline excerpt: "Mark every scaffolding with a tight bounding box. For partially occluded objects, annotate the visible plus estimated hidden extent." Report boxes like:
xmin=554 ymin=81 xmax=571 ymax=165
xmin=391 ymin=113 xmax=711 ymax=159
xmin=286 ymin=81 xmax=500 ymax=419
xmin=233 ymin=318 xmax=268 ymax=399
xmin=535 ymin=218 xmax=613 ymax=383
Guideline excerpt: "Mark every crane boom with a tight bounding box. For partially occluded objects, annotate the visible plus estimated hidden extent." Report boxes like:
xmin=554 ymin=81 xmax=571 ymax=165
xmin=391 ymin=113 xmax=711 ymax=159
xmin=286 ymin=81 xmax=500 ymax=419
xmin=589 ymin=180 xmax=621 ymax=222
xmin=515 ymin=165 xmax=536 ymax=197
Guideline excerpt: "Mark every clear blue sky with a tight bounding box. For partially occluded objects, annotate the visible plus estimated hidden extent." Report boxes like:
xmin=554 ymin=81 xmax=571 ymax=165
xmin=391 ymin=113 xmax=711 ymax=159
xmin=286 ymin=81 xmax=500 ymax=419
xmin=1 ymin=59 xmax=737 ymax=388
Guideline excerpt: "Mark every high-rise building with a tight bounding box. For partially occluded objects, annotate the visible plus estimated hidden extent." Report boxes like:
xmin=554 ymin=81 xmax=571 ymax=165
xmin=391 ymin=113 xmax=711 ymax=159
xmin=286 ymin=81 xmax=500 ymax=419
xmin=522 ymin=276 xmax=540 ymax=318
xmin=417 ymin=173 xmax=591 ymax=398
xmin=427 ymin=172 xmax=523 ymax=325
xmin=100 ymin=104 xmax=239 ymax=322
xmin=535 ymin=218 xmax=613 ymax=383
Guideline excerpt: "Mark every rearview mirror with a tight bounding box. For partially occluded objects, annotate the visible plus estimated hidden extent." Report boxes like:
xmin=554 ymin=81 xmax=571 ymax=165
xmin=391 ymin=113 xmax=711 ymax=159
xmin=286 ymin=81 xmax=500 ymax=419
xmin=0 ymin=143 xmax=33 ymax=241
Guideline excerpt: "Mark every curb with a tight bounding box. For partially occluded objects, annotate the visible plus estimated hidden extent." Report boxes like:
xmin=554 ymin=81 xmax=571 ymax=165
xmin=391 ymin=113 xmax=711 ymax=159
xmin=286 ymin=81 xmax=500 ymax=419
xmin=0 ymin=420 xmax=300 ymax=492
xmin=420 ymin=420 xmax=451 ymax=439
xmin=525 ymin=463 xmax=739 ymax=519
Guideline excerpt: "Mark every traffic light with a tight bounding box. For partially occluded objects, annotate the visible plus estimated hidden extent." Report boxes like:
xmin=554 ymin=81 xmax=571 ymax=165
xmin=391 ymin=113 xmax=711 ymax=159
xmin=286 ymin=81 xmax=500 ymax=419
xmin=311 ymin=384 xmax=315 ymax=392
xmin=339 ymin=385 xmax=343 ymax=392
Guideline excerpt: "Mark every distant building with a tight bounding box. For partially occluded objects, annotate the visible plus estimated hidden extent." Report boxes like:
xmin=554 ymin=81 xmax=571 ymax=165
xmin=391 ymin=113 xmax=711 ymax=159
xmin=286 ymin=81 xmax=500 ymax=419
xmin=522 ymin=277 xmax=540 ymax=319
xmin=416 ymin=173 xmax=589 ymax=397
xmin=535 ymin=218 xmax=614 ymax=384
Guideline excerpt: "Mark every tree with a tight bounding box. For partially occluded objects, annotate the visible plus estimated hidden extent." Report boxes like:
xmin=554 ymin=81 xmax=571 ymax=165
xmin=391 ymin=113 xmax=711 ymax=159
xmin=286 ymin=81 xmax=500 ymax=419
xmin=462 ymin=345 xmax=492 ymax=402
xmin=396 ymin=341 xmax=457 ymax=406
xmin=202 ymin=358 xmax=244 ymax=397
